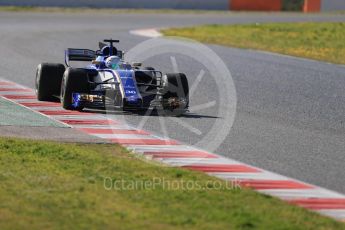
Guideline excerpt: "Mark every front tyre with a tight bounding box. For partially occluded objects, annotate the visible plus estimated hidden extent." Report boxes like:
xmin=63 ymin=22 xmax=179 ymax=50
xmin=160 ymin=73 xmax=189 ymax=116
xmin=35 ymin=63 xmax=65 ymax=101
xmin=60 ymin=68 xmax=89 ymax=110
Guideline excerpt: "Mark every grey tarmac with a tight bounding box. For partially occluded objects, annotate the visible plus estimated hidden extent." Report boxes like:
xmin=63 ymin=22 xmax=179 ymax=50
xmin=0 ymin=11 xmax=345 ymax=193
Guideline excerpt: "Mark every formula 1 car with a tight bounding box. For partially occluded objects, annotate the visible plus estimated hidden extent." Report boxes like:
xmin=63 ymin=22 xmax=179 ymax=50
xmin=35 ymin=39 xmax=189 ymax=115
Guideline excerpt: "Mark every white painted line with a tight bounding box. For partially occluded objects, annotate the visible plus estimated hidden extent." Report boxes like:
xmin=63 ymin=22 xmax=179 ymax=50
xmin=127 ymin=145 xmax=197 ymax=152
xmin=6 ymin=99 xmax=38 ymax=103
xmin=0 ymin=85 xmax=26 ymax=89
xmin=28 ymin=106 xmax=64 ymax=111
xmin=210 ymin=171 xmax=290 ymax=181
xmin=74 ymin=125 xmax=137 ymax=130
xmin=51 ymin=115 xmax=108 ymax=120
xmin=317 ymin=210 xmax=345 ymax=219
xmin=0 ymin=91 xmax=34 ymax=95
xmin=260 ymin=188 xmax=345 ymax=199
xmin=91 ymin=133 xmax=156 ymax=139
xmin=158 ymin=158 xmax=241 ymax=166
xmin=130 ymin=28 xmax=163 ymax=38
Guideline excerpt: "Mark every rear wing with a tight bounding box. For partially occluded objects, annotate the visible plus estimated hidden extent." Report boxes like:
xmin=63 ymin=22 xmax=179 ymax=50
xmin=65 ymin=48 xmax=96 ymax=66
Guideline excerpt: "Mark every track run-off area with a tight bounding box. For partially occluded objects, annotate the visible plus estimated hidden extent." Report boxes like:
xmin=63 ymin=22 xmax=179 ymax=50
xmin=1 ymin=11 xmax=345 ymax=221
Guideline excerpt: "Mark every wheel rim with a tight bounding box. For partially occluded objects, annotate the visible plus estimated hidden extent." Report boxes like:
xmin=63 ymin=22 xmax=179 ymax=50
xmin=35 ymin=68 xmax=40 ymax=95
xmin=60 ymin=77 xmax=65 ymax=101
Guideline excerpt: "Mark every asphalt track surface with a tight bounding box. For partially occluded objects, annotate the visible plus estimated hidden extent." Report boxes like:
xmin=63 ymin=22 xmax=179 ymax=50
xmin=1 ymin=11 xmax=345 ymax=193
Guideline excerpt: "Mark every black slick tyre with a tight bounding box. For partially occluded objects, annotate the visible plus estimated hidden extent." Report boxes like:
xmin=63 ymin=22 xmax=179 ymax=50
xmin=35 ymin=63 xmax=65 ymax=101
xmin=161 ymin=73 xmax=189 ymax=116
xmin=60 ymin=68 xmax=89 ymax=110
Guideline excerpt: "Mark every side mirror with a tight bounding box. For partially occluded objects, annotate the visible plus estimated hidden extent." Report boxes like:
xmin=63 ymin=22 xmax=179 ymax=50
xmin=132 ymin=62 xmax=142 ymax=67
xmin=117 ymin=50 xmax=124 ymax=60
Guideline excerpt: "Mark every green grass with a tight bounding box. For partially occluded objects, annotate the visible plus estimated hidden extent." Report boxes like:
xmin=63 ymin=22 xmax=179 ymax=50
xmin=162 ymin=22 xmax=345 ymax=65
xmin=0 ymin=137 xmax=344 ymax=229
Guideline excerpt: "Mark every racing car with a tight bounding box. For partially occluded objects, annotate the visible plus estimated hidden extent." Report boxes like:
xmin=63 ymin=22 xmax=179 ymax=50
xmin=35 ymin=39 xmax=189 ymax=115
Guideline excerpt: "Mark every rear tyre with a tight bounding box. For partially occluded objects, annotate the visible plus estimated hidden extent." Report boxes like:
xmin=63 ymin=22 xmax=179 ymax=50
xmin=160 ymin=73 xmax=189 ymax=116
xmin=60 ymin=68 xmax=89 ymax=110
xmin=35 ymin=63 xmax=65 ymax=101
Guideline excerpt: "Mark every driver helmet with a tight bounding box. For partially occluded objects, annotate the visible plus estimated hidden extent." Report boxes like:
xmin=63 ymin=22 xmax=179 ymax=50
xmin=105 ymin=56 xmax=121 ymax=69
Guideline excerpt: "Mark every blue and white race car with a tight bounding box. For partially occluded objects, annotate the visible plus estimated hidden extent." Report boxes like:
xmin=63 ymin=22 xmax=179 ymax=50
xmin=35 ymin=39 xmax=189 ymax=115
